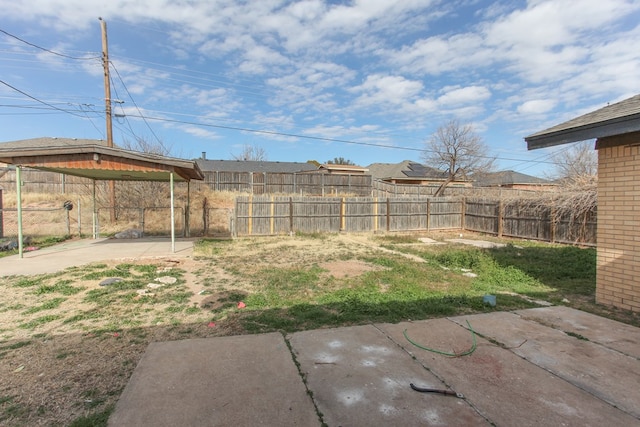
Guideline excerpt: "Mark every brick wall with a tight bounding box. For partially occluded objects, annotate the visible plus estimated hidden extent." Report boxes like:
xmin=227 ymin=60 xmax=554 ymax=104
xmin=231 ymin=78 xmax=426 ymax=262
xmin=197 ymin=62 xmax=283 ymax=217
xmin=597 ymin=143 xmax=640 ymax=312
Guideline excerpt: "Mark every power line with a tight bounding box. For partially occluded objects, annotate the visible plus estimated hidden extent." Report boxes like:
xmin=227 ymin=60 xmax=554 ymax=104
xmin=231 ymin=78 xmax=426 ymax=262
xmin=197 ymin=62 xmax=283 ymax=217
xmin=124 ymin=112 xmax=558 ymax=165
xmin=0 ymin=79 xmax=89 ymax=119
xmin=110 ymin=61 xmax=167 ymax=151
xmin=0 ymin=28 xmax=100 ymax=60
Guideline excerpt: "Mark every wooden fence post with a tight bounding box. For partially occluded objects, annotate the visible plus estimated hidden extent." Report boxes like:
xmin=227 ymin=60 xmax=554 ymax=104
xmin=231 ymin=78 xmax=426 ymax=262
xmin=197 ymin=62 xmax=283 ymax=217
xmin=497 ymin=200 xmax=504 ymax=237
xmin=373 ymin=197 xmax=378 ymax=232
xmin=460 ymin=197 xmax=466 ymax=231
xmin=340 ymin=197 xmax=346 ymax=231
xmin=386 ymin=197 xmax=391 ymax=231
xmin=426 ymin=198 xmax=431 ymax=231
xmin=289 ymin=197 xmax=294 ymax=234
xmin=248 ymin=195 xmax=253 ymax=236
xmin=550 ymin=205 xmax=556 ymax=243
xmin=270 ymin=195 xmax=275 ymax=235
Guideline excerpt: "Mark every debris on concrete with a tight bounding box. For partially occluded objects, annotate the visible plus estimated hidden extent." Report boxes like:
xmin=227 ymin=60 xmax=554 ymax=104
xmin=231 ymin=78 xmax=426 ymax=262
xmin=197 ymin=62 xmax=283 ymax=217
xmin=504 ymin=292 xmax=553 ymax=306
xmin=114 ymin=229 xmax=144 ymax=239
xmin=99 ymin=277 xmax=123 ymax=286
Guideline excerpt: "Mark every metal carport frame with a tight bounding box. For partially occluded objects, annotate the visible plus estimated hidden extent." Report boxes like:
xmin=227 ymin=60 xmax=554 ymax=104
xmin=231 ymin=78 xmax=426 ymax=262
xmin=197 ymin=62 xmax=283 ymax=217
xmin=0 ymin=137 xmax=203 ymax=258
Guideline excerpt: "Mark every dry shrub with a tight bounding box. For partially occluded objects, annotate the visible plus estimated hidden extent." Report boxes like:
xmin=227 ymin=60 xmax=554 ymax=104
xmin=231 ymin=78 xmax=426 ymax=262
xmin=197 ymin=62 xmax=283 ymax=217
xmin=502 ymin=174 xmax=597 ymax=243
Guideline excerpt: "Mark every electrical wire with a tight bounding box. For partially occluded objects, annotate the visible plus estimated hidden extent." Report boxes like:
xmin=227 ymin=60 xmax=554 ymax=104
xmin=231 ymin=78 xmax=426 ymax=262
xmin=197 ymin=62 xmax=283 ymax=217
xmin=110 ymin=61 xmax=167 ymax=151
xmin=0 ymin=28 xmax=100 ymax=60
xmin=122 ymin=112 xmax=558 ymax=165
xmin=0 ymin=79 xmax=89 ymax=119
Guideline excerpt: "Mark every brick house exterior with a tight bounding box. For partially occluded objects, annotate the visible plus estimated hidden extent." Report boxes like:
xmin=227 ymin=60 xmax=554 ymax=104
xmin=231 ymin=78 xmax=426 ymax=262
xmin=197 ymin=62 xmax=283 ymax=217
xmin=526 ymin=94 xmax=640 ymax=312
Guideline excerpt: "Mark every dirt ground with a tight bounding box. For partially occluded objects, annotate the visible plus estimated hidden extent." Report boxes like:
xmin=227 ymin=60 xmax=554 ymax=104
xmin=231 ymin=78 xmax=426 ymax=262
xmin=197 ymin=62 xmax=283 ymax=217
xmin=0 ymin=233 xmax=394 ymax=426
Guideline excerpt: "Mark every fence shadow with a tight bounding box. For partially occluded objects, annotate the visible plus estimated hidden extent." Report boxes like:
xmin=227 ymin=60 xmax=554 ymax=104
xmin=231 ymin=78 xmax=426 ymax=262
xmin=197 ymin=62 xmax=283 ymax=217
xmin=486 ymin=244 xmax=596 ymax=297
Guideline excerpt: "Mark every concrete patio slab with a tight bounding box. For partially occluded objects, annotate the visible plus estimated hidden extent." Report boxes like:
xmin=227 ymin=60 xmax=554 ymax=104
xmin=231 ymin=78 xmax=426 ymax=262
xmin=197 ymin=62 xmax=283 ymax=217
xmin=0 ymin=237 xmax=194 ymax=276
xmin=108 ymin=307 xmax=640 ymax=426
xmin=380 ymin=317 xmax=638 ymax=427
xmin=108 ymin=333 xmax=319 ymax=427
xmin=515 ymin=305 xmax=640 ymax=358
xmin=289 ymin=324 xmax=485 ymax=426
xmin=450 ymin=311 xmax=640 ymax=419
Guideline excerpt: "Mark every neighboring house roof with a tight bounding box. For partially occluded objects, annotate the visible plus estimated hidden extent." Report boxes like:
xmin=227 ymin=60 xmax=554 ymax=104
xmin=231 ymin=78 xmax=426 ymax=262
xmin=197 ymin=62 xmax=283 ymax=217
xmin=367 ymin=160 xmax=447 ymax=181
xmin=474 ymin=170 xmax=554 ymax=187
xmin=0 ymin=137 xmax=203 ymax=181
xmin=196 ymin=159 xmax=317 ymax=173
xmin=317 ymin=164 xmax=369 ymax=173
xmin=526 ymin=94 xmax=640 ymax=150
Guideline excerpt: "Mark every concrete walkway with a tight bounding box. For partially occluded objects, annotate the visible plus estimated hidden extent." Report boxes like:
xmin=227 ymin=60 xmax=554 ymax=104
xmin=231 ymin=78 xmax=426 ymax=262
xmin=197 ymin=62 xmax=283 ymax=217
xmin=0 ymin=237 xmax=195 ymax=276
xmin=109 ymin=307 xmax=640 ymax=426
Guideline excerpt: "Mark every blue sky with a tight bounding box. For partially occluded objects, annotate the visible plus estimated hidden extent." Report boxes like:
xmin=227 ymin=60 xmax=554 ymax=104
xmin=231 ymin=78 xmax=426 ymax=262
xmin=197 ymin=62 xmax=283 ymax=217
xmin=1 ymin=0 xmax=639 ymax=177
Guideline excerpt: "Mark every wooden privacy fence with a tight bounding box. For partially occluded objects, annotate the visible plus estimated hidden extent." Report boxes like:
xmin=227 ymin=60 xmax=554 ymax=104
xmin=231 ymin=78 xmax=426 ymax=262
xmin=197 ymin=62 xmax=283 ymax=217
xmin=0 ymin=168 xmax=372 ymax=196
xmin=464 ymin=198 xmax=596 ymax=245
xmin=235 ymin=196 xmax=462 ymax=235
xmin=192 ymin=171 xmax=372 ymax=196
xmin=235 ymin=195 xmax=597 ymax=245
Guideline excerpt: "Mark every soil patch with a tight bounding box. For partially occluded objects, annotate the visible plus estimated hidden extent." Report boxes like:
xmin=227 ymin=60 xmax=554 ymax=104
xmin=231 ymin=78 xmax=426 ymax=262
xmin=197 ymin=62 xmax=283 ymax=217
xmin=319 ymin=260 xmax=383 ymax=279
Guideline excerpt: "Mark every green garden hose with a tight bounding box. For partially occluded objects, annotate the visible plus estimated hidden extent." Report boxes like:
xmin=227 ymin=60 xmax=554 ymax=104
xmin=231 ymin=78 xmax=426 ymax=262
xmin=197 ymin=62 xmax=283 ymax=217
xmin=403 ymin=320 xmax=477 ymax=357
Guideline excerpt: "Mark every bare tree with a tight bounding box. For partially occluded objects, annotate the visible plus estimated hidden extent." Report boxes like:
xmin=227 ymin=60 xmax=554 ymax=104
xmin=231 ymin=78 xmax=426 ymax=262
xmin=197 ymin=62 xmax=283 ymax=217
xmin=231 ymin=144 xmax=268 ymax=161
xmin=116 ymin=137 xmax=172 ymax=209
xmin=423 ymin=119 xmax=495 ymax=196
xmin=552 ymin=141 xmax=597 ymax=185
xmin=326 ymin=157 xmax=355 ymax=165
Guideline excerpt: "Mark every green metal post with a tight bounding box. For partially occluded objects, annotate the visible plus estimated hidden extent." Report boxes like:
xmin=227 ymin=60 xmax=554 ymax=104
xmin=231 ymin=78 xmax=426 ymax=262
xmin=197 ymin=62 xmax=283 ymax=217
xmin=16 ymin=166 xmax=23 ymax=258
xmin=170 ymin=172 xmax=175 ymax=253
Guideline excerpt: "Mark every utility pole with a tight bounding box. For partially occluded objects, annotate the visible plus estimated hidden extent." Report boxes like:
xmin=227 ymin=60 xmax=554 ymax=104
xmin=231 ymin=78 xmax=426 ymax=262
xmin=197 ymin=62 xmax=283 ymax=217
xmin=100 ymin=17 xmax=117 ymax=222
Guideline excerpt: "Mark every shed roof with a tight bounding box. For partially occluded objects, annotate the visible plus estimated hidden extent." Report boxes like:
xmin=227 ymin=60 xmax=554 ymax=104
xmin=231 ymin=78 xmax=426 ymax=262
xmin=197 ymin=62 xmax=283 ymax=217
xmin=0 ymin=137 xmax=203 ymax=181
xmin=525 ymin=94 xmax=640 ymax=150
xmin=196 ymin=159 xmax=317 ymax=174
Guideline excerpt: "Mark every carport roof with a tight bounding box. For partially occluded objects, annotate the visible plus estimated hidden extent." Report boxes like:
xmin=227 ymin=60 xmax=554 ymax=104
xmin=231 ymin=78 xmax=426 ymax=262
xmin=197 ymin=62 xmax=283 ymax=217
xmin=525 ymin=94 xmax=640 ymax=150
xmin=0 ymin=137 xmax=203 ymax=181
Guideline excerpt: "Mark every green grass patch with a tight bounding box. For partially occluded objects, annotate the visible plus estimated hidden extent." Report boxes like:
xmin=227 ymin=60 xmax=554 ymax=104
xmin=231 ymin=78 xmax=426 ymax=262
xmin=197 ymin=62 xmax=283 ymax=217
xmin=0 ymin=395 xmax=29 ymax=422
xmin=13 ymin=277 xmax=43 ymax=288
xmin=22 ymin=297 xmax=67 ymax=314
xmin=19 ymin=315 xmax=61 ymax=329
xmin=565 ymin=331 xmax=589 ymax=341
xmin=63 ymin=309 xmax=103 ymax=324
xmin=34 ymin=280 xmax=85 ymax=296
xmin=230 ymin=239 xmax=596 ymax=333
xmin=68 ymin=404 xmax=114 ymax=427
xmin=0 ymin=340 xmax=32 ymax=351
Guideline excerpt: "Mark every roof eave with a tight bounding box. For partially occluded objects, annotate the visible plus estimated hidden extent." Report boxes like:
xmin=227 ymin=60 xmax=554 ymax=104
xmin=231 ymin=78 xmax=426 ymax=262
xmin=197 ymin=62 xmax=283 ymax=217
xmin=525 ymin=114 xmax=640 ymax=150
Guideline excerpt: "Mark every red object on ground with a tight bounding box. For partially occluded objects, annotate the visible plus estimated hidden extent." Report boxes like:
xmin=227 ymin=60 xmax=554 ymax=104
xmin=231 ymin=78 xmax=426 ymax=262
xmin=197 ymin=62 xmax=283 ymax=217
xmin=207 ymin=322 xmax=216 ymax=328
xmin=237 ymin=301 xmax=246 ymax=309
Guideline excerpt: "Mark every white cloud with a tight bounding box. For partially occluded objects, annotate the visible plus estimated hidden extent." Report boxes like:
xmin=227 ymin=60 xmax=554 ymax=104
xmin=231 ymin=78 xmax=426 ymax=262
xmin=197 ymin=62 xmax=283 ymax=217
xmin=517 ymin=99 xmax=557 ymax=115
xmin=438 ymin=86 xmax=491 ymax=106
xmin=350 ymin=74 xmax=424 ymax=108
